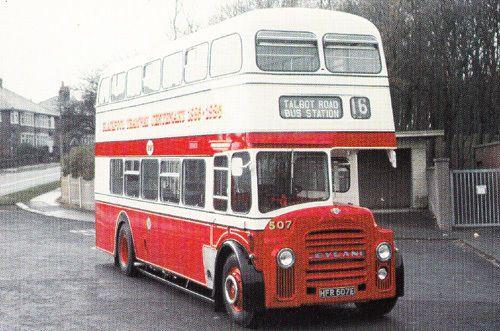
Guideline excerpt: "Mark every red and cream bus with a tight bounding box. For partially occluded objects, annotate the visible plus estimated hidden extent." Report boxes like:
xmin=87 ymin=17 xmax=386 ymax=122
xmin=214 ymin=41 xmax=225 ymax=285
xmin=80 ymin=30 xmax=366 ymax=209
xmin=95 ymin=8 xmax=404 ymax=327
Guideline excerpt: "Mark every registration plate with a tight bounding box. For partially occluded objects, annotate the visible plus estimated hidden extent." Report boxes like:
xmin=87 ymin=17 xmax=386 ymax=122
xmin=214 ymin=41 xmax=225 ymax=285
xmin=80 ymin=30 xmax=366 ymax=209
xmin=319 ymin=286 xmax=356 ymax=298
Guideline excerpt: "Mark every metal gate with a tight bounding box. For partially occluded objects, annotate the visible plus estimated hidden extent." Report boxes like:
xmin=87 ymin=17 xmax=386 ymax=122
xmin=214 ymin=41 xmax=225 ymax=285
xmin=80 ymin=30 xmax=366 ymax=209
xmin=451 ymin=169 xmax=500 ymax=227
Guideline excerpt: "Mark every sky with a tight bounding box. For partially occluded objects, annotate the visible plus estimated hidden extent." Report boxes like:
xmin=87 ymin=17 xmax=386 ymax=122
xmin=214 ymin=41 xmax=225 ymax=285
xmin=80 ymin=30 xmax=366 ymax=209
xmin=0 ymin=0 xmax=229 ymax=102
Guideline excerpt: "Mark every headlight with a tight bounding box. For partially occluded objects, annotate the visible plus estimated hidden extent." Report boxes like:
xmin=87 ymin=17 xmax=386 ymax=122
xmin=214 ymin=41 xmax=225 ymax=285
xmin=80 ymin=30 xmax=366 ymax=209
xmin=276 ymin=248 xmax=295 ymax=269
xmin=377 ymin=267 xmax=388 ymax=280
xmin=376 ymin=242 xmax=392 ymax=261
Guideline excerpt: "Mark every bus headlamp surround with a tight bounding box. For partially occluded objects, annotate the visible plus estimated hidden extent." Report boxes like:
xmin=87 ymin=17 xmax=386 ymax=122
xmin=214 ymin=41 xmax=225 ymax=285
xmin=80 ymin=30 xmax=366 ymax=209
xmin=277 ymin=248 xmax=295 ymax=269
xmin=376 ymin=242 xmax=392 ymax=261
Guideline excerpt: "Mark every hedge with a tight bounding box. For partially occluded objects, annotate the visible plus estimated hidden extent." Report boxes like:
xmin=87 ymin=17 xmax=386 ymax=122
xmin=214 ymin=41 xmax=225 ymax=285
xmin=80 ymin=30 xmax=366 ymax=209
xmin=62 ymin=145 xmax=94 ymax=180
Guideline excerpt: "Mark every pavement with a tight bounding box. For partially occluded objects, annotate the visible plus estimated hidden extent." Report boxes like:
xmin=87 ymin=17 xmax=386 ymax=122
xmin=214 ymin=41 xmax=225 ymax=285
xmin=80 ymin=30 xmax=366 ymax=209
xmin=1 ymin=207 xmax=500 ymax=330
xmin=0 ymin=163 xmax=61 ymax=196
xmin=16 ymin=188 xmax=94 ymax=223
xmin=375 ymin=210 xmax=500 ymax=266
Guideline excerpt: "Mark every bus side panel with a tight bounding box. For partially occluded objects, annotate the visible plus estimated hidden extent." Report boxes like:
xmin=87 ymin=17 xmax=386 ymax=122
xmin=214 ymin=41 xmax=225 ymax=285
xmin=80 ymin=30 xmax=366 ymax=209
xmin=95 ymin=201 xmax=210 ymax=285
xmin=95 ymin=202 xmax=117 ymax=254
xmin=156 ymin=214 xmax=211 ymax=285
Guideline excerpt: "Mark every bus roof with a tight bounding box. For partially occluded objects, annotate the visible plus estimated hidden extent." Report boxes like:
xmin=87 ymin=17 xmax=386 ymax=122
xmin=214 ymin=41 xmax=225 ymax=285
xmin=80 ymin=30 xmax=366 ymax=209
xmin=101 ymin=8 xmax=381 ymax=78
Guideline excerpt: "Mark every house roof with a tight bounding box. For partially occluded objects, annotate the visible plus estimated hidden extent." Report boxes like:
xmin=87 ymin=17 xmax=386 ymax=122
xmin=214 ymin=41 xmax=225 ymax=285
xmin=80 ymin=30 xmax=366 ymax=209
xmin=38 ymin=96 xmax=60 ymax=115
xmin=0 ymin=87 xmax=59 ymax=116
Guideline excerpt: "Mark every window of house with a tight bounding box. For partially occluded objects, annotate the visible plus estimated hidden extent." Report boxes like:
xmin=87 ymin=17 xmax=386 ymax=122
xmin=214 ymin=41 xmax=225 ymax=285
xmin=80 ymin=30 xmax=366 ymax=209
xmin=256 ymin=30 xmax=320 ymax=72
xmin=143 ymin=59 xmax=161 ymax=94
xmin=323 ymin=34 xmax=381 ymax=74
xmin=20 ymin=132 xmax=35 ymax=145
xmin=110 ymin=159 xmax=124 ymax=195
xmin=210 ymin=34 xmax=242 ymax=77
xmin=160 ymin=159 xmax=181 ymax=204
xmin=126 ymin=66 xmax=142 ymax=98
xmin=182 ymin=159 xmax=206 ymax=207
xmin=184 ymin=43 xmax=209 ymax=83
xmin=162 ymin=52 xmax=183 ymax=89
xmin=231 ymin=152 xmax=251 ymax=213
xmin=10 ymin=111 xmax=19 ymax=124
xmin=332 ymin=157 xmax=350 ymax=192
xmin=98 ymin=77 xmax=110 ymax=104
xmin=111 ymin=72 xmax=126 ymax=101
xmin=124 ymin=160 xmax=140 ymax=198
xmin=49 ymin=116 xmax=55 ymax=129
xmin=213 ymin=155 xmax=228 ymax=211
xmin=141 ymin=159 xmax=159 ymax=200
xmin=20 ymin=112 xmax=34 ymax=127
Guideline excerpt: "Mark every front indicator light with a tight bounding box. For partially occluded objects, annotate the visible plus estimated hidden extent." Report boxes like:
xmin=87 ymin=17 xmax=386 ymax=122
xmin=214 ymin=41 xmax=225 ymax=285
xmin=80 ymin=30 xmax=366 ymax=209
xmin=377 ymin=267 xmax=388 ymax=280
xmin=376 ymin=242 xmax=392 ymax=261
xmin=277 ymin=248 xmax=295 ymax=269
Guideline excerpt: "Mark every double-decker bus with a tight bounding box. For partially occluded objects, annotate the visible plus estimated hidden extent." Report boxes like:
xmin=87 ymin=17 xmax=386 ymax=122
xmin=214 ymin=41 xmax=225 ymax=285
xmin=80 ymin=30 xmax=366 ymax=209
xmin=94 ymin=8 xmax=404 ymax=327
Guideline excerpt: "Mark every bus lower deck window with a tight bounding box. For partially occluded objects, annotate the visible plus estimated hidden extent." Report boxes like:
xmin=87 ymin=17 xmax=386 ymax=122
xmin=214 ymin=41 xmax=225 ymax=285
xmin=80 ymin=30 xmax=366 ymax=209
xmin=213 ymin=156 xmax=228 ymax=211
xmin=231 ymin=152 xmax=251 ymax=213
xmin=124 ymin=160 xmax=140 ymax=198
xmin=141 ymin=159 xmax=159 ymax=200
xmin=160 ymin=159 xmax=181 ymax=204
xmin=110 ymin=159 xmax=123 ymax=195
xmin=182 ymin=159 xmax=206 ymax=207
xmin=332 ymin=157 xmax=350 ymax=192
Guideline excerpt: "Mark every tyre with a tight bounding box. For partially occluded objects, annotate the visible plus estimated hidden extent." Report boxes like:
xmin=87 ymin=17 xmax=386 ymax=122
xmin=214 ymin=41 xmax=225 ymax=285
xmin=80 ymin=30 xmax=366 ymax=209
xmin=222 ymin=254 xmax=263 ymax=328
xmin=116 ymin=223 xmax=136 ymax=276
xmin=355 ymin=297 xmax=398 ymax=318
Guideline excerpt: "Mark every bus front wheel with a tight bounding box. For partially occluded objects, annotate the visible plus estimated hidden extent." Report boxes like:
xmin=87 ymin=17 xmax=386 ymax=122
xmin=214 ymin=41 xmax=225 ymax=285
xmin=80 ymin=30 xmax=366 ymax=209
xmin=355 ymin=297 xmax=398 ymax=318
xmin=116 ymin=223 xmax=136 ymax=277
xmin=222 ymin=254 xmax=262 ymax=328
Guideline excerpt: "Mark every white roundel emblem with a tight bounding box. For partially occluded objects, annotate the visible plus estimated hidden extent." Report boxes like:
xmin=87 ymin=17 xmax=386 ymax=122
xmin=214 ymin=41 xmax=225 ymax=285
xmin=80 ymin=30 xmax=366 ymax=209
xmin=146 ymin=140 xmax=154 ymax=156
xmin=331 ymin=208 xmax=341 ymax=215
xmin=146 ymin=217 xmax=152 ymax=230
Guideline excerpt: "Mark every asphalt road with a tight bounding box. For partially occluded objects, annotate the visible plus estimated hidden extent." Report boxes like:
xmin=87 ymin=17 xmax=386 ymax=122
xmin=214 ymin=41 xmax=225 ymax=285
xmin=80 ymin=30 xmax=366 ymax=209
xmin=1 ymin=207 xmax=499 ymax=330
xmin=0 ymin=165 xmax=61 ymax=196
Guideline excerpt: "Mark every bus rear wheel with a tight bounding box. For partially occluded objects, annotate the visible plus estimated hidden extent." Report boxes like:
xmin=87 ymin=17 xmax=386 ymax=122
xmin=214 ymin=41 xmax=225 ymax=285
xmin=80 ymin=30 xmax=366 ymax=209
xmin=355 ymin=297 xmax=398 ymax=318
xmin=222 ymin=254 xmax=262 ymax=328
xmin=116 ymin=223 xmax=136 ymax=276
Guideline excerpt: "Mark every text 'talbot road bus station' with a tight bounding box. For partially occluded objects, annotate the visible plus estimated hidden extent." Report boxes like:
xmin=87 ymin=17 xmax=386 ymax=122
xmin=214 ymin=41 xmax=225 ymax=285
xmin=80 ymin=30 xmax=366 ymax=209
xmin=94 ymin=8 xmax=404 ymax=327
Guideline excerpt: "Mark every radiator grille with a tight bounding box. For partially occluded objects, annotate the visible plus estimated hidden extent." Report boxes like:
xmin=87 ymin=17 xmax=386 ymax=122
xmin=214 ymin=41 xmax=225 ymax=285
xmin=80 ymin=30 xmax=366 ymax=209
xmin=305 ymin=228 xmax=367 ymax=286
xmin=276 ymin=266 xmax=295 ymax=298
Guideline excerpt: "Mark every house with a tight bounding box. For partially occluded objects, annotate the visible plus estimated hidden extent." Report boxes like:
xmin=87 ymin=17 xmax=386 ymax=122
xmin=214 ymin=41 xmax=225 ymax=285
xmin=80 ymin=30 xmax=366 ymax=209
xmin=0 ymin=78 xmax=60 ymax=159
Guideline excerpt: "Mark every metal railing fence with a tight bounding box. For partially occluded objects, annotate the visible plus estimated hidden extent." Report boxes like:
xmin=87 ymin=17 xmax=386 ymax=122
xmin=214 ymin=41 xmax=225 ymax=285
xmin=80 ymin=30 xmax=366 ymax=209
xmin=451 ymin=168 xmax=500 ymax=227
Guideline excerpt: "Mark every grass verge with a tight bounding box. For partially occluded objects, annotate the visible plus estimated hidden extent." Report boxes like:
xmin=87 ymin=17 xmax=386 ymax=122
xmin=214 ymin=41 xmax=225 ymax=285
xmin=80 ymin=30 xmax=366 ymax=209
xmin=0 ymin=181 xmax=60 ymax=206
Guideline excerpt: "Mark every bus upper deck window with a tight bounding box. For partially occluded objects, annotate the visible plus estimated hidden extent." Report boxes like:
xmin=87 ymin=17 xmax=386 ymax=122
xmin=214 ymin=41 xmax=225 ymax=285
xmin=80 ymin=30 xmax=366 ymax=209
xmin=98 ymin=77 xmax=110 ymax=105
xmin=126 ymin=66 xmax=142 ymax=98
xmin=162 ymin=52 xmax=183 ymax=89
xmin=143 ymin=59 xmax=161 ymax=94
xmin=256 ymin=30 xmax=320 ymax=72
xmin=110 ymin=72 xmax=126 ymax=102
xmin=210 ymin=33 xmax=242 ymax=77
xmin=323 ymin=34 xmax=381 ymax=74
xmin=184 ymin=43 xmax=209 ymax=83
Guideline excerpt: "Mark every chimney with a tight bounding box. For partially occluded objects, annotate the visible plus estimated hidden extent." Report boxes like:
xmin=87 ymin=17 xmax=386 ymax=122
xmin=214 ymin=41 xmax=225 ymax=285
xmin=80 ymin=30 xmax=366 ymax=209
xmin=0 ymin=78 xmax=3 ymax=89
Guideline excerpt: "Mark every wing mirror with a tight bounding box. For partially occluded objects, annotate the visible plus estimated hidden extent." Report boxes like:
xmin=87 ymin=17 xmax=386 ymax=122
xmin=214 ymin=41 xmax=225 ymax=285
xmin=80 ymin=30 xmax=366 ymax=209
xmin=387 ymin=150 xmax=397 ymax=168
